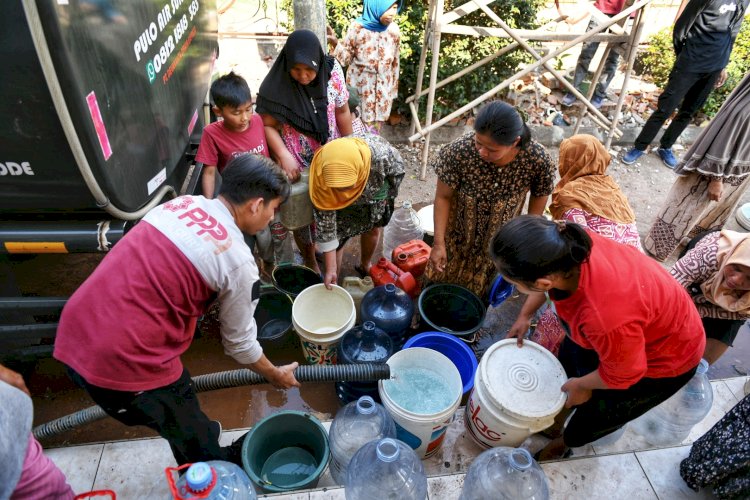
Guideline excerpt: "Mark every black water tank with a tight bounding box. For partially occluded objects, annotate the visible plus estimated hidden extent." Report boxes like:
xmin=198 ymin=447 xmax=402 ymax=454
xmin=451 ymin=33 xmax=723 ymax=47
xmin=0 ymin=1 xmax=217 ymax=215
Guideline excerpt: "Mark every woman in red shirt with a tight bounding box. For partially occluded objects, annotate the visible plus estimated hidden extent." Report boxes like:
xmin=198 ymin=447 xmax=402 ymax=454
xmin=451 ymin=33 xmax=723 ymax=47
xmin=489 ymin=215 xmax=705 ymax=460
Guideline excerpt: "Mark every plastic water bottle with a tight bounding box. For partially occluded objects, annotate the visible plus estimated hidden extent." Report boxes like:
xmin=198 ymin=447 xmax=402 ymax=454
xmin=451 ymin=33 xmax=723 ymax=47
xmin=336 ymin=321 xmax=395 ymax=405
xmin=329 ymin=396 xmax=397 ymax=484
xmin=383 ymin=201 xmax=423 ymax=261
xmin=360 ymin=284 xmax=414 ymax=347
xmin=170 ymin=461 xmax=257 ymax=499
xmin=630 ymin=359 xmax=714 ymax=446
xmin=345 ymin=438 xmax=427 ymax=500
xmin=459 ymin=447 xmax=549 ymax=500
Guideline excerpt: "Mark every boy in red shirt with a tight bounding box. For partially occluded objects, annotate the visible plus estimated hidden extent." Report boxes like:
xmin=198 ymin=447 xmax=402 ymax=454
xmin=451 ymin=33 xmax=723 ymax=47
xmin=197 ymin=72 xmax=293 ymax=269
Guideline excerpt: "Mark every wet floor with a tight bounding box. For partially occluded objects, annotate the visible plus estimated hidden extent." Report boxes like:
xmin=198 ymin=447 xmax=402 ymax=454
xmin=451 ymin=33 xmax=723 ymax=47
xmin=7 ymin=232 xmax=750 ymax=449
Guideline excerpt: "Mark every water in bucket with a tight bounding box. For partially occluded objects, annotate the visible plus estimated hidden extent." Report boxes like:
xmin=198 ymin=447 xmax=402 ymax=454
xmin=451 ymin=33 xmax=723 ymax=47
xmin=260 ymin=447 xmax=318 ymax=487
xmin=383 ymin=367 xmax=455 ymax=414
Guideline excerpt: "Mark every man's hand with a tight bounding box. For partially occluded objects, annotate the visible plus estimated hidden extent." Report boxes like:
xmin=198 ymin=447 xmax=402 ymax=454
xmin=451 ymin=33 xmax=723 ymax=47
xmin=708 ymin=178 xmax=723 ymax=201
xmin=561 ymin=377 xmax=592 ymax=408
xmin=715 ymin=69 xmax=728 ymax=88
xmin=0 ymin=364 xmax=30 ymax=396
xmin=266 ymin=362 xmax=301 ymax=389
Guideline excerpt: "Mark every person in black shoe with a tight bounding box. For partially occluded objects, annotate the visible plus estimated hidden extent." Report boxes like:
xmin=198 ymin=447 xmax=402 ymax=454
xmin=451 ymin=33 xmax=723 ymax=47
xmin=621 ymin=0 xmax=749 ymax=168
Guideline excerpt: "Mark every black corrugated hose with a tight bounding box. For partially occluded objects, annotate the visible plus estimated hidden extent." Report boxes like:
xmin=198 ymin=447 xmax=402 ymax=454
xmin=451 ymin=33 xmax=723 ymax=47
xmin=33 ymin=364 xmax=391 ymax=440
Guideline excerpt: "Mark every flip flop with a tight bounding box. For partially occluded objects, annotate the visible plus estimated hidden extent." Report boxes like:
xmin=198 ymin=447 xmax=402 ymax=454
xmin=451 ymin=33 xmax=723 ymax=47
xmin=353 ymin=264 xmax=369 ymax=278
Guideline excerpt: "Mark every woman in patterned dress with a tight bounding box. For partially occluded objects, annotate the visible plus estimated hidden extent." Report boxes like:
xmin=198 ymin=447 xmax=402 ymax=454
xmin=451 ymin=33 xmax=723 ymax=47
xmin=531 ymin=134 xmax=643 ymax=355
xmin=256 ymin=29 xmax=353 ymax=274
xmin=670 ymin=229 xmax=750 ymax=364
xmin=644 ymin=71 xmax=750 ymax=262
xmin=308 ymin=135 xmax=404 ymax=287
xmin=328 ymin=0 xmax=402 ymax=132
xmin=426 ymin=101 xmax=555 ymax=299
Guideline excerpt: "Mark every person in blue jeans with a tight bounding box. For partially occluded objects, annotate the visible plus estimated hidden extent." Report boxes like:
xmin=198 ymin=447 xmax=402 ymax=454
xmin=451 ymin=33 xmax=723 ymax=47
xmin=561 ymin=0 xmax=629 ymax=109
xmin=622 ymin=0 xmax=748 ymax=169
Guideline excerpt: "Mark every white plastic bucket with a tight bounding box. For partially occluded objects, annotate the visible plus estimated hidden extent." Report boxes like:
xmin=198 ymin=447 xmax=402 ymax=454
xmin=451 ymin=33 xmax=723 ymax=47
xmin=465 ymin=339 xmax=568 ymax=448
xmin=292 ymin=284 xmax=355 ymax=364
xmin=416 ymin=204 xmax=434 ymax=237
xmin=378 ymin=347 xmax=463 ymax=458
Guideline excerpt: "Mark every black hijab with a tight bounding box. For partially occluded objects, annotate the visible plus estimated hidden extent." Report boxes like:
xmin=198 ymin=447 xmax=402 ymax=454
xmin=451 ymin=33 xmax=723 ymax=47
xmin=256 ymin=29 xmax=335 ymax=144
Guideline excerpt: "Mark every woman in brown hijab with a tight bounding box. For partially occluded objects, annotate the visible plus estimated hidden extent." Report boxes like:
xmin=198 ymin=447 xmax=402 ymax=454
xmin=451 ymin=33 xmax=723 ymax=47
xmin=549 ymin=134 xmax=642 ymax=250
xmin=529 ymin=134 xmax=643 ymax=356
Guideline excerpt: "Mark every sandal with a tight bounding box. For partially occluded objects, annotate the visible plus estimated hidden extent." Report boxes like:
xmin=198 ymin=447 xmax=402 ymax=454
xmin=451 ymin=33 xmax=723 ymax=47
xmin=353 ymin=264 xmax=369 ymax=278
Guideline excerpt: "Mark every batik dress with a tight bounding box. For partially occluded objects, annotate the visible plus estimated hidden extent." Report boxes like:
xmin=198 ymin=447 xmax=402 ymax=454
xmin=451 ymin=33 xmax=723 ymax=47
xmin=424 ymin=133 xmax=554 ymax=298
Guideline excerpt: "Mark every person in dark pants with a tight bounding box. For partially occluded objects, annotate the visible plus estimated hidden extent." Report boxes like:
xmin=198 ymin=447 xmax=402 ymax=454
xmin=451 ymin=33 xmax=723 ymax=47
xmin=491 ymin=215 xmax=705 ymax=460
xmin=53 ymin=154 xmax=300 ymax=466
xmin=561 ymin=0 xmax=629 ymax=109
xmin=622 ymin=0 xmax=748 ymax=169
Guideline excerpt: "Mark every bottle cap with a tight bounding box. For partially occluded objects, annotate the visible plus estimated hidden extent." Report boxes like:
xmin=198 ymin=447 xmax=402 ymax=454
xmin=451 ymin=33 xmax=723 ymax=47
xmin=186 ymin=462 xmax=214 ymax=492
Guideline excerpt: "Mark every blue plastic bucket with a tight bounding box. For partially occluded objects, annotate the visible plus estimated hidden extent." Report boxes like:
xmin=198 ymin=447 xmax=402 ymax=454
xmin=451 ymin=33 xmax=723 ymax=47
xmin=488 ymin=275 xmax=514 ymax=307
xmin=403 ymin=331 xmax=478 ymax=395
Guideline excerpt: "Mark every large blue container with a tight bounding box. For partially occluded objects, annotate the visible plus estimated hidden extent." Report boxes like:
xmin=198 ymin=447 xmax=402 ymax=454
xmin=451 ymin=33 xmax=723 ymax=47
xmin=403 ymin=331 xmax=478 ymax=395
xmin=360 ymin=284 xmax=414 ymax=347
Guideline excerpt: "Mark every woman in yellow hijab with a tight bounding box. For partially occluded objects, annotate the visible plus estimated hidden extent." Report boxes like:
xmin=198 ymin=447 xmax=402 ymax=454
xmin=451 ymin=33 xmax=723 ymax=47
xmin=549 ymin=134 xmax=642 ymax=250
xmin=671 ymin=230 xmax=750 ymax=364
xmin=309 ymin=134 xmax=404 ymax=287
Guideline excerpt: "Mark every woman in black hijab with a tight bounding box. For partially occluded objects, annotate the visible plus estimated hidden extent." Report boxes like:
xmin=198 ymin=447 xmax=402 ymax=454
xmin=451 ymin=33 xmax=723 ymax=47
xmin=257 ymin=29 xmax=353 ymax=273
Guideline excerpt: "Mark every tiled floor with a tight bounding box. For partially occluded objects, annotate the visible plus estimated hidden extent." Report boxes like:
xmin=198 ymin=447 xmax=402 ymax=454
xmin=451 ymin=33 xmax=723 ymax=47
xmin=46 ymin=377 xmax=747 ymax=499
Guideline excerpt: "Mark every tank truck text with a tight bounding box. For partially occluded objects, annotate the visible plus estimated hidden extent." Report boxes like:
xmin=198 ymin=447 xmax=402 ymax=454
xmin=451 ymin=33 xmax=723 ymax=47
xmin=132 ymin=0 xmax=202 ymax=84
xmin=0 ymin=161 xmax=34 ymax=176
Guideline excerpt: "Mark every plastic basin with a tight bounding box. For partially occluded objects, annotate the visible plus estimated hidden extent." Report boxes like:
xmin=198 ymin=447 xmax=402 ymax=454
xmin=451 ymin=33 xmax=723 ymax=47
xmin=272 ymin=264 xmax=322 ymax=298
xmin=418 ymin=283 xmax=486 ymax=337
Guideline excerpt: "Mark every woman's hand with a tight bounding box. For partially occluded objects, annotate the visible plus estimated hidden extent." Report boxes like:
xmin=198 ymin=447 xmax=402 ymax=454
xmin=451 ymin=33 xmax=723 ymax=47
xmin=429 ymin=243 xmax=447 ymax=273
xmin=708 ymin=179 xmax=723 ymax=201
xmin=326 ymin=25 xmax=338 ymax=49
xmin=278 ymin=151 xmax=300 ymax=182
xmin=715 ymin=69 xmax=728 ymax=88
xmin=0 ymin=363 xmax=30 ymax=396
xmin=507 ymin=314 xmax=532 ymax=347
xmin=561 ymin=377 xmax=592 ymax=408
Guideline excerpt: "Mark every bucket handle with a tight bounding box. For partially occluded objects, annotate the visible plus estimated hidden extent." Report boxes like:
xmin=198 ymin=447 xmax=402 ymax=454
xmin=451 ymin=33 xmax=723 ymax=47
xmin=74 ymin=491 xmax=116 ymax=500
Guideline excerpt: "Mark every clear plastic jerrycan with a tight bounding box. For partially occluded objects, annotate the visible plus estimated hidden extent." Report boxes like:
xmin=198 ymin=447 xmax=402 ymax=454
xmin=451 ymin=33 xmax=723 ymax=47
xmin=342 ymin=276 xmax=374 ymax=324
xmin=279 ymin=170 xmax=313 ymax=231
xmin=329 ymin=395 xmax=397 ymax=484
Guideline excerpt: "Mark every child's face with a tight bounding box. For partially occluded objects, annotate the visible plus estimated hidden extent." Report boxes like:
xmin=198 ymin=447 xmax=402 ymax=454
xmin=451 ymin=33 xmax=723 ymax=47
xmin=290 ymin=63 xmax=318 ymax=86
xmin=214 ymin=101 xmax=253 ymax=132
xmin=723 ymin=263 xmax=750 ymax=291
xmin=380 ymin=3 xmax=398 ymax=25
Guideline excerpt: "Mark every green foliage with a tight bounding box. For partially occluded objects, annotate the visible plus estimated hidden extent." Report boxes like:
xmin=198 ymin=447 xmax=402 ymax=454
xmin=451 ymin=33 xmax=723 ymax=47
xmin=636 ymin=16 xmax=750 ymax=118
xmin=280 ymin=0 xmax=545 ymax=120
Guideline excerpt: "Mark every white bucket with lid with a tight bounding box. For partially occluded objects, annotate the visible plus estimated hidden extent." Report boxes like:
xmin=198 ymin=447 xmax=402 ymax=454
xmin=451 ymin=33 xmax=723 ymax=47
xmin=465 ymin=339 xmax=568 ymax=448
xmin=378 ymin=347 xmax=462 ymax=459
xmin=292 ymin=284 xmax=355 ymax=364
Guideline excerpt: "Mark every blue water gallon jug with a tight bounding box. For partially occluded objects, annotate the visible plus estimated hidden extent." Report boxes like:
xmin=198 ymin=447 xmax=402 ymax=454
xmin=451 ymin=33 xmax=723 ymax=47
xmin=459 ymin=447 xmax=549 ymax=500
xmin=329 ymin=396 xmax=397 ymax=485
xmin=336 ymin=321 xmax=395 ymax=405
xmin=630 ymin=359 xmax=714 ymax=446
xmin=170 ymin=461 xmax=256 ymax=499
xmin=360 ymin=284 xmax=414 ymax=347
xmin=345 ymin=438 xmax=427 ymax=500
